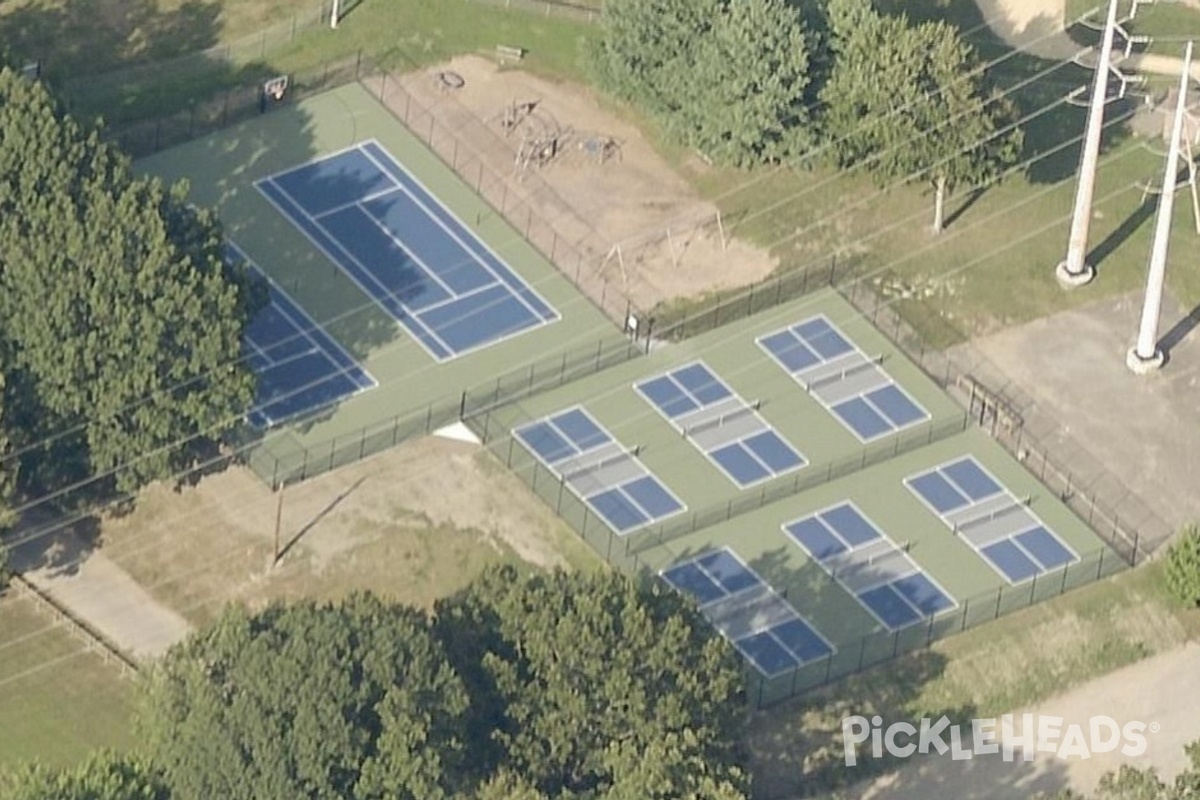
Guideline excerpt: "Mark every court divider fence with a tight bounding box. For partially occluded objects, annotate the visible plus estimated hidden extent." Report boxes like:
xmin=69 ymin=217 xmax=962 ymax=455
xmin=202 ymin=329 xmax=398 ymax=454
xmin=243 ymin=334 xmax=642 ymax=487
xmin=458 ymin=399 xmax=1130 ymax=708
xmin=742 ymin=541 xmax=1125 ymax=707
xmin=466 ymin=404 xmax=972 ymax=561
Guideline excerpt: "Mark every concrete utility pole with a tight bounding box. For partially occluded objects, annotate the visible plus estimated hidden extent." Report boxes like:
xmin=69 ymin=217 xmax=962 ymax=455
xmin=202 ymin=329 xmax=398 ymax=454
xmin=1056 ymin=0 xmax=1120 ymax=289
xmin=331 ymin=0 xmax=340 ymax=29
xmin=1128 ymin=41 xmax=1193 ymax=374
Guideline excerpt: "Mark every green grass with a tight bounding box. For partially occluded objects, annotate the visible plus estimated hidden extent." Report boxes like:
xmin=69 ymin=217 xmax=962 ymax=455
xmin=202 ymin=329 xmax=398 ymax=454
xmin=0 ymin=595 xmax=135 ymax=769
xmin=1066 ymin=0 xmax=1200 ymax=38
xmin=744 ymin=561 xmax=1200 ymax=797
xmin=66 ymin=0 xmax=598 ymax=125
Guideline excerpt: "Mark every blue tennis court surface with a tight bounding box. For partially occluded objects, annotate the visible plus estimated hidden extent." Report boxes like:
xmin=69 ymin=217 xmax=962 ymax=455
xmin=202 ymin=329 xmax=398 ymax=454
xmin=233 ymin=243 xmax=376 ymax=429
xmin=757 ymin=315 xmax=929 ymax=441
xmin=906 ymin=457 xmax=1080 ymax=584
xmin=635 ymin=361 xmax=805 ymax=488
xmin=257 ymin=140 xmax=558 ymax=361
xmin=661 ymin=547 xmax=834 ymax=676
xmin=784 ymin=502 xmax=956 ymax=631
xmin=514 ymin=407 xmax=684 ymax=533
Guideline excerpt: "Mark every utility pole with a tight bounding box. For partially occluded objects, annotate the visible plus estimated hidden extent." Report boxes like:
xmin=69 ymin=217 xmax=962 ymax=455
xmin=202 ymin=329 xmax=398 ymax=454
xmin=331 ymin=0 xmax=340 ymax=29
xmin=1127 ymin=41 xmax=1193 ymax=374
xmin=1055 ymin=0 xmax=1120 ymax=288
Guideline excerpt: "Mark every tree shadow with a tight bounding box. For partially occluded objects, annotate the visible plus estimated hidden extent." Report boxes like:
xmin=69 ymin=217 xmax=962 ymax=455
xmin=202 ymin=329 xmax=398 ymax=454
xmin=0 ymin=0 xmax=221 ymax=83
xmin=6 ymin=505 xmax=102 ymax=578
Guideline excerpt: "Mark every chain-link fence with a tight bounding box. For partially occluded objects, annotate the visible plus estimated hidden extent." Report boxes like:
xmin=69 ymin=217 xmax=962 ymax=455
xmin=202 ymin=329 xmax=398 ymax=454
xmin=837 ymin=277 xmax=1164 ymax=565
xmin=648 ymin=254 xmax=861 ymax=342
xmin=463 ymin=0 xmax=603 ymax=23
xmin=108 ymin=50 xmax=370 ymax=159
xmin=59 ymin=1 xmax=332 ymax=122
xmin=244 ymin=334 xmax=642 ymax=488
xmin=745 ymin=542 xmax=1125 ymax=706
xmin=459 ymin=382 xmax=1130 ymax=708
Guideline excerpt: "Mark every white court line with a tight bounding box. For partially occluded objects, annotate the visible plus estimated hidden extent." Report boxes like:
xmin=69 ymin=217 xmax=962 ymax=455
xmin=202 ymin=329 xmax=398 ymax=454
xmin=354 ymin=200 xmax=459 ymax=299
xmin=311 ymin=184 xmax=409 ymax=220
xmin=513 ymin=405 xmax=686 ymax=535
xmin=358 ymin=140 xmax=559 ymax=324
xmin=230 ymin=241 xmax=379 ymax=428
xmin=254 ymin=178 xmax=455 ymax=362
xmin=634 ymin=360 xmax=805 ymax=489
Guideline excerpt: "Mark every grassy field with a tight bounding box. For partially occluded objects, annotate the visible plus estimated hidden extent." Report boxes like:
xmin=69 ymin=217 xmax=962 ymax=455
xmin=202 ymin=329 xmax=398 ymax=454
xmin=0 ymin=595 xmax=135 ymax=769
xmin=64 ymin=0 xmax=598 ymax=124
xmin=745 ymin=561 xmax=1200 ymax=797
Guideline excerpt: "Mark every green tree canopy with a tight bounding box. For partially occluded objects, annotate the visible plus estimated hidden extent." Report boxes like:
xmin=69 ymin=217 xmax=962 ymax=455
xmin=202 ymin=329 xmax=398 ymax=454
xmin=819 ymin=0 xmax=1022 ymax=231
xmin=587 ymin=0 xmax=814 ymax=166
xmin=0 ymin=68 xmax=260 ymax=495
xmin=1041 ymin=741 xmax=1200 ymax=799
xmin=436 ymin=566 xmax=749 ymax=799
xmin=0 ymin=751 xmax=169 ymax=800
xmin=1164 ymin=526 xmax=1200 ymax=608
xmin=138 ymin=594 xmax=469 ymax=800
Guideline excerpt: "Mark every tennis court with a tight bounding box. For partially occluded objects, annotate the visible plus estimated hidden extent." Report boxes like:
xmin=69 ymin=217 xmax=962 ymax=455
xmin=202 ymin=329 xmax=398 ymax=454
xmin=256 ymin=139 xmax=559 ymax=361
xmin=906 ymin=456 xmax=1080 ymax=584
xmin=758 ymin=315 xmax=929 ymax=442
xmin=635 ymin=361 xmax=806 ymax=488
xmin=514 ymin=406 xmax=685 ymax=533
xmin=660 ymin=547 xmax=834 ymax=676
xmin=783 ymin=501 xmax=956 ymax=631
xmin=237 ymin=243 xmax=377 ymax=430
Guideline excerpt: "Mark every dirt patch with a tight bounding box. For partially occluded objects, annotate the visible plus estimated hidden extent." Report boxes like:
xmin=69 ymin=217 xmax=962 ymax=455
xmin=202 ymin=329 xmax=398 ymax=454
xmin=373 ymin=55 xmax=776 ymax=313
xmin=97 ymin=436 xmax=591 ymax=626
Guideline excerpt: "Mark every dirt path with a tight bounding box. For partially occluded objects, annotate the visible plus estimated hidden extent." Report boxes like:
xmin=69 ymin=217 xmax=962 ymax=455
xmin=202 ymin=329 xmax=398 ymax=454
xmin=843 ymin=641 xmax=1200 ymax=798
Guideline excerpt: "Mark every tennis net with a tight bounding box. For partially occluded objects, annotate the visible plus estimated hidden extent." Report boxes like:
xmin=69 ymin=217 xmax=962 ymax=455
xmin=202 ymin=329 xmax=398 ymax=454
xmin=562 ymin=446 xmax=639 ymax=482
xmin=804 ymin=354 xmax=884 ymax=393
xmin=953 ymin=496 xmax=1031 ymax=536
xmin=683 ymin=400 xmax=761 ymax=439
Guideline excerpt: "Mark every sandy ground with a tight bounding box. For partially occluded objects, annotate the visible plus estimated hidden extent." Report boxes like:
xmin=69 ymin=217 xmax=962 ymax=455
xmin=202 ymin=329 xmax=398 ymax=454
xmin=85 ymin=435 xmax=586 ymax=628
xmin=843 ymin=642 xmax=1200 ymax=799
xmin=381 ymin=55 xmax=776 ymax=311
xmin=6 ymin=435 xmax=586 ymax=652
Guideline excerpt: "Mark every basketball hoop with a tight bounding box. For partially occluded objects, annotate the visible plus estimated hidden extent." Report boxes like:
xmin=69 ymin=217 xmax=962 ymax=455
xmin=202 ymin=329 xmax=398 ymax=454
xmin=263 ymin=76 xmax=289 ymax=102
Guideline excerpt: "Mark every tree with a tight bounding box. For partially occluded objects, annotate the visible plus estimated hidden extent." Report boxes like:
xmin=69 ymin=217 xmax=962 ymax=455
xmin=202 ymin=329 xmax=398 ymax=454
xmin=584 ymin=0 xmax=718 ymax=118
xmin=138 ymin=594 xmax=469 ymax=800
xmin=819 ymin=0 xmax=1022 ymax=232
xmin=0 ymin=751 xmax=169 ymax=800
xmin=0 ymin=67 xmax=261 ymax=495
xmin=0 ymin=368 xmax=14 ymax=592
xmin=586 ymin=0 xmax=814 ymax=166
xmin=673 ymin=0 xmax=814 ymax=166
xmin=1037 ymin=741 xmax=1200 ymax=799
xmin=436 ymin=566 xmax=749 ymax=799
xmin=1164 ymin=526 xmax=1200 ymax=608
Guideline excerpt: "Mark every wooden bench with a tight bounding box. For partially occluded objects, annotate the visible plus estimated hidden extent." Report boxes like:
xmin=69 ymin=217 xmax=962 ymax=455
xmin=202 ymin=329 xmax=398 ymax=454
xmin=496 ymin=44 xmax=525 ymax=64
